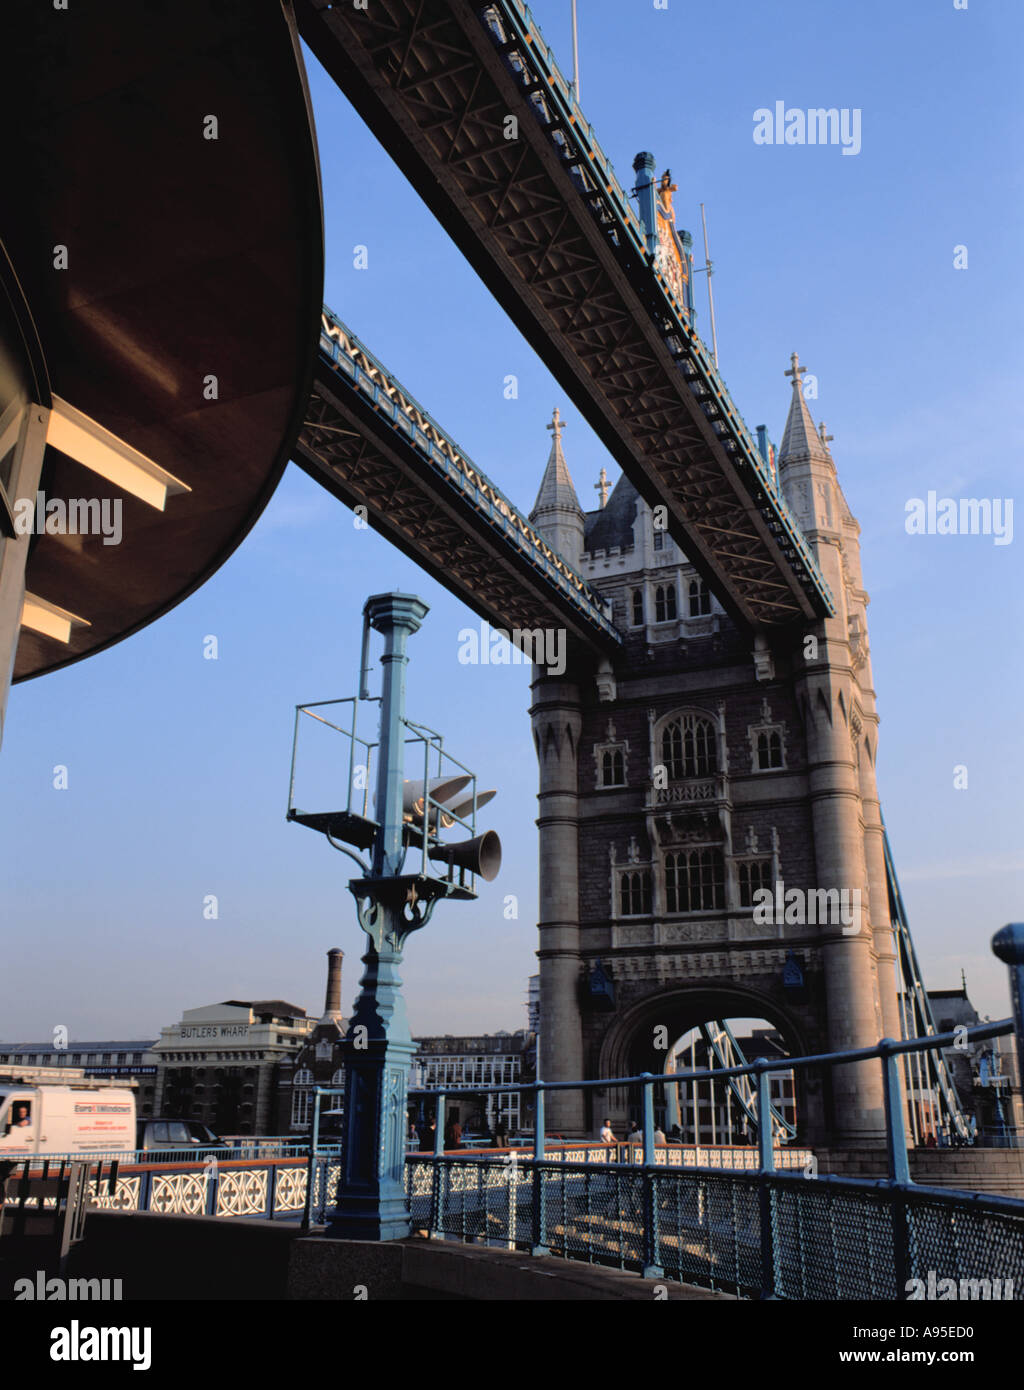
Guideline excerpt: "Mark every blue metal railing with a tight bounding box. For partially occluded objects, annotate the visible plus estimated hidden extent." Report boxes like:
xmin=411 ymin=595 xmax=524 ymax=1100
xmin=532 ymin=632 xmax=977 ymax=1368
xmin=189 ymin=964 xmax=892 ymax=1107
xmin=400 ymin=1019 xmax=1024 ymax=1297
xmin=5 ymin=1138 xmax=324 ymax=1168
xmin=22 ymin=1020 xmax=1022 ymax=1298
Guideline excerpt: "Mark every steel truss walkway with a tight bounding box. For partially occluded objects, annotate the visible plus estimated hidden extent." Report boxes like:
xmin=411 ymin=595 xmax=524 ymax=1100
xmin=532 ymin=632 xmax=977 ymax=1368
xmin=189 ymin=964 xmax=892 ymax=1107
xmin=296 ymin=0 xmax=835 ymax=630
xmin=297 ymin=307 xmax=621 ymax=656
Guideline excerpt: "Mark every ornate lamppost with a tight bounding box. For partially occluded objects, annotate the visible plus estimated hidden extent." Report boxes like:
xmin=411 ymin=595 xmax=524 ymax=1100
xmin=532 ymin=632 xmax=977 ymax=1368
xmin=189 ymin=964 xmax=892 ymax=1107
xmin=287 ymin=592 xmax=500 ymax=1240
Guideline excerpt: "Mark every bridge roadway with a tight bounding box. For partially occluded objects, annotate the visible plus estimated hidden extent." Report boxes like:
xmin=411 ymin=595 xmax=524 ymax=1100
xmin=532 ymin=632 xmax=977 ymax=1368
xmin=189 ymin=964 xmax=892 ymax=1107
xmin=295 ymin=0 xmax=834 ymax=631
xmin=297 ymin=307 xmax=622 ymax=658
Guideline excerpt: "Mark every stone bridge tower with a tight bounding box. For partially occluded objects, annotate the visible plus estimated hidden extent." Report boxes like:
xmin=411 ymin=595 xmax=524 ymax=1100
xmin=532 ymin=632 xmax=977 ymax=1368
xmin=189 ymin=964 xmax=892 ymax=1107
xmin=529 ymin=366 xmax=899 ymax=1146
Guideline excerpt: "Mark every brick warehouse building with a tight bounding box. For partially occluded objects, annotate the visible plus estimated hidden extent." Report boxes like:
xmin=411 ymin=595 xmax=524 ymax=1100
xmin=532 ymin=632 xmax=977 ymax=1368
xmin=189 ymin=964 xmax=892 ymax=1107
xmin=152 ymin=1001 xmax=314 ymax=1135
xmin=529 ymin=356 xmax=899 ymax=1145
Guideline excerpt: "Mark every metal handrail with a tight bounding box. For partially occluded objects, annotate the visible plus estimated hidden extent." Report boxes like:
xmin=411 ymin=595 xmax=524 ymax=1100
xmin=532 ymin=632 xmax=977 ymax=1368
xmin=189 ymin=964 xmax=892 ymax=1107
xmin=411 ymin=1018 xmax=1012 ymax=1097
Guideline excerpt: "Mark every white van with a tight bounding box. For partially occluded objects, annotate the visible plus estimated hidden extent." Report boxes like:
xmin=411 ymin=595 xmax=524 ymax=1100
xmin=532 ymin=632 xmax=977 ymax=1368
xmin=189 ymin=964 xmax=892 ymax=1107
xmin=0 ymin=1084 xmax=136 ymax=1157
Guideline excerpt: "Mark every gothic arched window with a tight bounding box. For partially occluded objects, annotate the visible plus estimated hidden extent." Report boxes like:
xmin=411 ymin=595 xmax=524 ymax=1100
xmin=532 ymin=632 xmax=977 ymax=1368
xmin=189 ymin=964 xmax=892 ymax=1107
xmin=688 ymin=578 xmax=711 ymax=616
xmin=661 ymin=713 xmax=717 ymax=780
xmin=654 ymin=583 xmax=677 ymax=622
xmin=631 ymin=589 xmax=645 ymax=627
xmin=619 ymin=870 xmax=652 ymax=917
xmin=738 ymin=859 xmax=772 ymax=906
xmin=756 ymin=729 xmax=783 ymax=770
xmin=665 ymin=848 xmax=724 ymax=913
xmin=601 ymin=747 xmax=625 ymax=787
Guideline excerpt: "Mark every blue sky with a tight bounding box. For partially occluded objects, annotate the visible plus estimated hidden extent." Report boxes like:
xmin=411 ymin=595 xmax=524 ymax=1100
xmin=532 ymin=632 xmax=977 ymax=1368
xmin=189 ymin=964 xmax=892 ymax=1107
xmin=2 ymin=0 xmax=1022 ymax=1043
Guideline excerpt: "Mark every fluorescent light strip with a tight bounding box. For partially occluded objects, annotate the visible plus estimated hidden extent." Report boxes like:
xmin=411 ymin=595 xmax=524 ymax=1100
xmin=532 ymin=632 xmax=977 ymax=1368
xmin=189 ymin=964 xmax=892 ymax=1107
xmin=21 ymin=592 xmax=91 ymax=645
xmin=46 ymin=396 xmax=191 ymax=511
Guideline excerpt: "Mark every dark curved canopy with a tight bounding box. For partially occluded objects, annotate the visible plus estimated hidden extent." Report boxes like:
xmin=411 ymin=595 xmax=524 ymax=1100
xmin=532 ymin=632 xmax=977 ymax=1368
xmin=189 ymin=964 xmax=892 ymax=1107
xmin=2 ymin=0 xmax=323 ymax=680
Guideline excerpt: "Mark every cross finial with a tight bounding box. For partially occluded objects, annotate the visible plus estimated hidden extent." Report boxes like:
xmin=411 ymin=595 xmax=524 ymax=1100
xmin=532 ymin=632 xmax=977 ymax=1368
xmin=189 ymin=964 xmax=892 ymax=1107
xmin=594 ymin=466 xmax=609 ymax=508
xmin=784 ymin=351 xmax=807 ymax=387
xmin=818 ymin=421 xmax=834 ymax=449
xmin=547 ymin=406 xmax=564 ymax=441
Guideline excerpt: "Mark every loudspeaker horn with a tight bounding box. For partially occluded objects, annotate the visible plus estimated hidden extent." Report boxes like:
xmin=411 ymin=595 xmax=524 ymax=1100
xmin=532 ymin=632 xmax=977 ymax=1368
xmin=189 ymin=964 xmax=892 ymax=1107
xmin=428 ymin=829 xmax=502 ymax=882
xmin=398 ymin=775 xmax=471 ymax=821
xmin=437 ymin=789 xmax=497 ymax=829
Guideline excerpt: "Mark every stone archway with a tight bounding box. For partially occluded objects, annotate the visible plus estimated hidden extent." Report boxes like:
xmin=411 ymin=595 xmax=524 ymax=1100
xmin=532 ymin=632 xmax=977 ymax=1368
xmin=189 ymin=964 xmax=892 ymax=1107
xmin=593 ymin=984 xmax=823 ymax=1143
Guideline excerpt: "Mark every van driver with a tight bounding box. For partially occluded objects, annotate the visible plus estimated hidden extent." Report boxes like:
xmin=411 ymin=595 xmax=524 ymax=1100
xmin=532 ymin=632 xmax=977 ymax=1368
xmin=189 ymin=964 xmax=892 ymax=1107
xmin=6 ymin=1104 xmax=32 ymax=1133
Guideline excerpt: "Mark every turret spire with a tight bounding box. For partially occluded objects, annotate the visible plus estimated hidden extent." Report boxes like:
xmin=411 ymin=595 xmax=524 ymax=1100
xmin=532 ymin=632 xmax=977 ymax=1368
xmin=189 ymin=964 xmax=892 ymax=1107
xmin=779 ymin=352 xmax=831 ymax=466
xmin=529 ymin=408 xmax=585 ymax=561
xmin=531 ymin=407 xmax=583 ymax=518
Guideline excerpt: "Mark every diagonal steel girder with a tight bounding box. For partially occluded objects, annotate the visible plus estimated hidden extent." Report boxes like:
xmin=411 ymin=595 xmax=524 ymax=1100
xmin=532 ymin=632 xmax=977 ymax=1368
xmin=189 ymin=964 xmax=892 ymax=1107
xmin=296 ymin=0 xmax=834 ymax=630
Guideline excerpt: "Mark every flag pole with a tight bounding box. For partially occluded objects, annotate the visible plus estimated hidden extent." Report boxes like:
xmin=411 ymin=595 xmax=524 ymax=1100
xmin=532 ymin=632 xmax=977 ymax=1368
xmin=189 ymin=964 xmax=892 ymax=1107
xmin=698 ymin=202 xmax=719 ymax=367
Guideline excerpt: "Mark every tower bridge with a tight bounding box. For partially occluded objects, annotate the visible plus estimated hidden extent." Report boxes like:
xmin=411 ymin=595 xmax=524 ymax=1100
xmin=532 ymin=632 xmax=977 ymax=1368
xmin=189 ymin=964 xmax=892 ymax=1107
xmin=299 ymin=297 xmax=944 ymax=1146
xmin=0 ymin=1 xmax=979 ymax=1165
xmin=525 ymin=359 xmax=904 ymax=1145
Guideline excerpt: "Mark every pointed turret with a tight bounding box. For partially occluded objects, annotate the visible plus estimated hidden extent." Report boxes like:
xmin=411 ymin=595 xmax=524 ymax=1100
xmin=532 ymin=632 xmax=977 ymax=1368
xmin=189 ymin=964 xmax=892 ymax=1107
xmin=777 ymin=352 xmax=840 ymax=543
xmin=779 ymin=352 xmax=832 ymax=467
xmin=530 ymin=407 xmax=585 ymax=564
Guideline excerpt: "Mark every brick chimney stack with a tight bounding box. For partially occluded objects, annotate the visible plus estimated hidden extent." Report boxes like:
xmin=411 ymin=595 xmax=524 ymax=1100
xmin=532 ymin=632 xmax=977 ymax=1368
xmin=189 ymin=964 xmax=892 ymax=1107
xmin=322 ymin=948 xmax=344 ymax=1022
